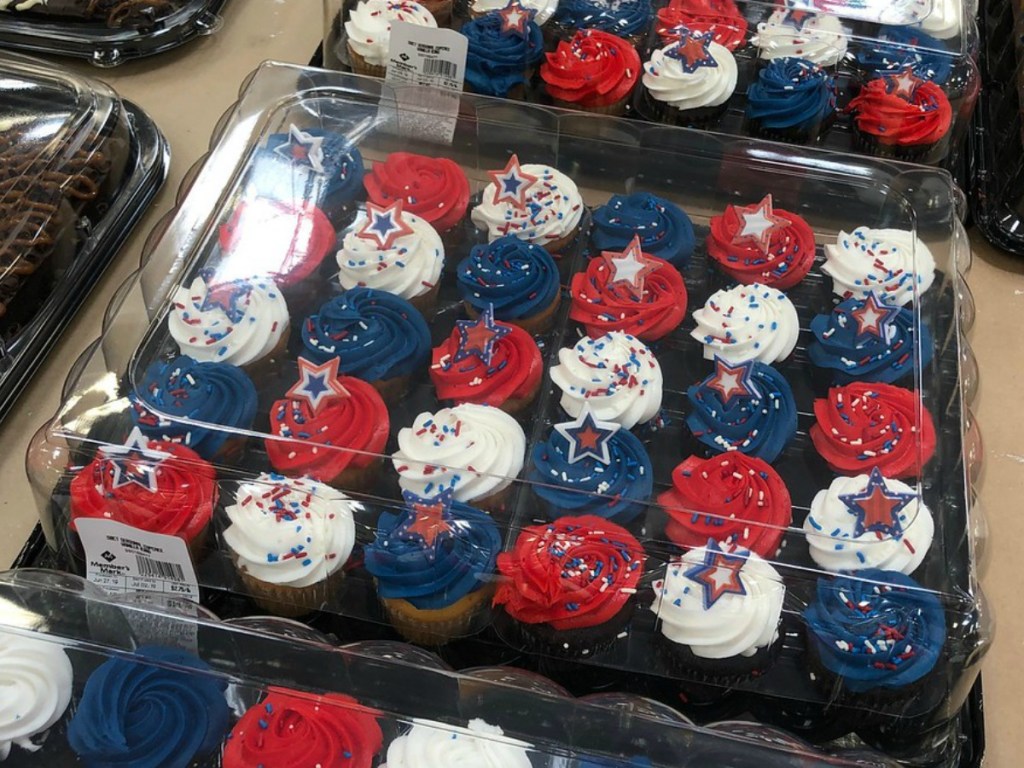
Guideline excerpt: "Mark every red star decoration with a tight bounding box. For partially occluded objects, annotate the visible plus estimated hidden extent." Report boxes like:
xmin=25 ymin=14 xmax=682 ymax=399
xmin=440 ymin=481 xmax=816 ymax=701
xmin=666 ymin=27 xmax=718 ymax=72
xmin=684 ymin=540 xmax=749 ymax=610
xmin=838 ymin=467 xmax=917 ymax=539
xmin=601 ymin=236 xmax=660 ymax=299
xmin=487 ymin=155 xmax=539 ymax=209
xmin=452 ymin=304 xmax=512 ymax=365
xmin=401 ymin=489 xmax=454 ymax=548
xmin=780 ymin=8 xmax=812 ymax=29
xmin=498 ymin=0 xmax=532 ymax=34
xmin=729 ymin=194 xmax=788 ymax=254
xmin=356 ymin=200 xmax=415 ymax=250
xmin=850 ymin=293 xmax=899 ymax=339
xmin=286 ymin=357 xmax=351 ymax=414
xmin=705 ymin=357 xmax=757 ymax=405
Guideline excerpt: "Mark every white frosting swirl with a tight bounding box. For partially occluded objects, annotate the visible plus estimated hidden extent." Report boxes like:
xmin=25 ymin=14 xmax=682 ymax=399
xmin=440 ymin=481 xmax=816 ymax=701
xmin=0 ymin=634 xmax=72 ymax=760
xmin=169 ymin=275 xmax=289 ymax=367
xmin=641 ymin=42 xmax=738 ymax=111
xmin=223 ymin=474 xmax=360 ymax=588
xmin=345 ymin=0 xmax=437 ymax=67
xmin=383 ymin=718 xmax=533 ymax=768
xmin=822 ymin=227 xmax=936 ymax=307
xmin=393 ymin=403 xmax=526 ymax=503
xmin=650 ymin=544 xmax=785 ymax=659
xmin=912 ymin=0 xmax=961 ymax=38
xmin=549 ymin=331 xmax=663 ymax=429
xmin=337 ymin=209 xmax=444 ymax=300
xmin=471 ymin=164 xmax=584 ymax=249
xmin=691 ymin=283 xmax=799 ymax=364
xmin=804 ymin=474 xmax=934 ymax=574
xmin=754 ymin=10 xmax=849 ymax=66
xmin=471 ymin=0 xmax=558 ymax=23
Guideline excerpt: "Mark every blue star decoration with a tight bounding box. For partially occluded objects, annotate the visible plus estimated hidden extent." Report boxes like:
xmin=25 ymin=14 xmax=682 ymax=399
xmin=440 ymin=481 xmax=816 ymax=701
xmin=838 ymin=466 xmax=917 ymax=539
xmin=273 ymin=124 xmax=326 ymax=174
xmin=601 ymin=235 xmax=659 ymax=299
xmin=498 ymin=0 xmax=533 ymax=35
xmin=705 ymin=357 xmax=757 ymax=406
xmin=665 ymin=27 xmax=718 ymax=73
xmin=400 ymin=488 xmax=455 ymax=549
xmin=197 ymin=271 xmax=251 ymax=323
xmin=286 ymin=356 xmax=351 ymax=413
xmin=99 ymin=427 xmax=169 ymax=492
xmin=684 ymin=539 xmax=749 ymax=610
xmin=453 ymin=304 xmax=511 ymax=365
xmin=487 ymin=154 xmax=539 ymax=209
xmin=849 ymin=292 xmax=899 ymax=340
xmin=553 ymin=403 xmax=621 ymax=464
xmin=356 ymin=200 xmax=415 ymax=250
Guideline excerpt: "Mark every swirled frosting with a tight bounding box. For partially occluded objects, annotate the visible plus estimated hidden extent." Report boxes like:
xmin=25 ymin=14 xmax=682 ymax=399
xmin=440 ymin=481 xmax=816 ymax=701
xmin=657 ymin=453 xmax=792 ymax=557
xmin=855 ymin=26 xmax=952 ymax=84
xmin=384 ymin=718 xmax=533 ymax=768
xmin=471 ymin=0 xmax=559 ymax=23
xmin=494 ymin=515 xmax=645 ymax=629
xmin=462 ymin=13 xmax=545 ymax=97
xmin=656 ymin=0 xmax=748 ymax=50
xmin=541 ymin=30 xmax=641 ymax=109
xmin=223 ymin=473 xmax=360 ymax=588
xmin=550 ymin=331 xmax=664 ymax=428
xmin=805 ymin=569 xmax=946 ymax=692
xmin=847 ymin=77 xmax=952 ymax=149
xmin=457 ymin=236 xmax=560 ymax=323
xmin=0 ymin=635 xmax=72 ymax=760
xmin=754 ymin=10 xmax=848 ymax=67
xmin=364 ymin=152 xmax=469 ymax=233
xmin=345 ymin=0 xmax=437 ymax=67
xmin=642 ymin=40 xmax=738 ymax=111
xmin=553 ymin=0 xmax=652 ymax=36
xmin=746 ymin=57 xmax=836 ymax=136
xmin=393 ymin=403 xmax=526 ymax=503
xmin=823 ymin=227 xmax=936 ymax=307
xmin=691 ymin=283 xmax=799 ymax=364
xmin=912 ymin=0 xmax=960 ymax=39
xmin=591 ymin=192 xmax=696 ymax=268
xmin=169 ymin=274 xmax=289 ymax=367
xmin=251 ymin=128 xmax=365 ymax=209
xmin=67 ymin=646 xmax=229 ymax=768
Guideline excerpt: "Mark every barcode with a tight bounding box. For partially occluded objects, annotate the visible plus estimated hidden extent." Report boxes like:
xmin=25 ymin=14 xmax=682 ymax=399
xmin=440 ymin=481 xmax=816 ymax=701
xmin=424 ymin=59 xmax=458 ymax=79
xmin=135 ymin=555 xmax=185 ymax=581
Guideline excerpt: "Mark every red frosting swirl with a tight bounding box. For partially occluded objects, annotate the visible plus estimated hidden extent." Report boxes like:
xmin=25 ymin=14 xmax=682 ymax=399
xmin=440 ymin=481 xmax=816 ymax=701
xmin=223 ymin=688 xmax=383 ymax=768
xmin=706 ymin=205 xmax=816 ymax=290
xmin=657 ymin=453 xmax=791 ymax=558
xmin=569 ymin=254 xmax=687 ymax=341
xmin=266 ymin=376 xmax=390 ymax=482
xmin=656 ymin=0 xmax=748 ymax=50
xmin=809 ymin=381 xmax=936 ymax=478
xmin=363 ymin=153 xmax=470 ymax=234
xmin=69 ymin=438 xmax=216 ymax=541
xmin=540 ymin=30 xmax=641 ymax=109
xmin=494 ymin=515 xmax=645 ymax=630
xmin=848 ymin=78 xmax=952 ymax=148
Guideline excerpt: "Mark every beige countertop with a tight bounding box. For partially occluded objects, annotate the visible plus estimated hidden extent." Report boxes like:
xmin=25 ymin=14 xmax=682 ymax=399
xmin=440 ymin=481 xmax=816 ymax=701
xmin=0 ymin=1 xmax=1016 ymax=764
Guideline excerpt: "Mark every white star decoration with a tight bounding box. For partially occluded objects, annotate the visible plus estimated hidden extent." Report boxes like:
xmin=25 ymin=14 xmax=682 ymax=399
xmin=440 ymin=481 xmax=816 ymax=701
xmin=553 ymin=403 xmax=621 ymax=465
xmin=99 ymin=427 xmax=169 ymax=492
xmin=356 ymin=200 xmax=415 ymax=250
xmin=488 ymin=154 xmax=538 ymax=209
xmin=274 ymin=124 xmax=326 ymax=174
xmin=601 ymin=235 xmax=659 ymax=298
xmin=888 ymin=68 xmax=921 ymax=99
xmin=286 ymin=357 xmax=351 ymax=413
xmin=730 ymin=194 xmax=788 ymax=254
xmin=499 ymin=1 xmax=530 ymax=33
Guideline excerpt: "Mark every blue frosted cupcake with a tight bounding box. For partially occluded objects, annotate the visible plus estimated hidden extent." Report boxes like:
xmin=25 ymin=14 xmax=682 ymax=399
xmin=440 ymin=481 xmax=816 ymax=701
xmin=462 ymin=10 xmax=545 ymax=97
xmin=746 ymin=57 xmax=836 ymax=143
xmin=854 ymin=26 xmax=952 ymax=85
xmin=685 ymin=358 xmax=797 ymax=463
xmin=129 ymin=354 xmax=257 ymax=461
xmin=591 ymin=192 xmax=696 ymax=269
xmin=552 ymin=0 xmax=652 ymax=46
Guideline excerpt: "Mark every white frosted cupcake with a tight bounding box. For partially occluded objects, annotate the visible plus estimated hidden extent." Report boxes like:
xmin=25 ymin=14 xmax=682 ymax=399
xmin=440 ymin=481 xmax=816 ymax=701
xmin=383 ymin=718 xmax=532 ymax=767
xmin=641 ymin=28 xmax=738 ymax=124
xmin=690 ymin=282 xmax=799 ymax=364
xmin=822 ymin=226 xmax=937 ymax=307
xmin=754 ymin=9 xmax=848 ymax=67
xmin=345 ymin=0 xmax=437 ymax=76
xmin=0 ymin=634 xmax=73 ymax=760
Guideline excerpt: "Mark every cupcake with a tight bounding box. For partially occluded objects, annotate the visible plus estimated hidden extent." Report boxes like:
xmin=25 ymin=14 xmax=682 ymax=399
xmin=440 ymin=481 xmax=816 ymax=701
xmin=650 ymin=540 xmax=785 ymax=678
xmin=569 ymin=236 xmax=688 ymax=342
xmin=223 ymin=473 xmax=360 ymax=617
xmin=808 ymin=292 xmax=934 ymax=383
xmin=470 ymin=0 xmax=558 ymax=23
xmin=128 ymin=354 xmax=257 ymax=462
xmin=549 ymin=330 xmax=664 ymax=429
xmin=462 ymin=6 xmax=545 ymax=98
xmin=656 ymin=0 xmax=748 ymax=50
xmin=494 ymin=515 xmax=645 ymax=657
xmin=336 ymin=200 xmax=445 ymax=314
xmin=854 ymin=26 xmax=952 ymax=85
xmin=456 ymin=235 xmax=561 ymax=333
xmin=364 ymin=488 xmax=502 ymax=644
xmin=591 ymin=191 xmax=696 ymax=269
xmin=384 ymin=718 xmax=534 ymax=767
xmin=822 ymin=226 xmax=936 ymax=307
xmin=429 ymin=304 xmax=544 ymax=414
xmin=364 ymin=152 xmax=469 ymax=238
xmin=67 ymin=646 xmax=229 ymax=768
xmin=745 ymin=57 xmax=837 ymax=143
xmin=541 ymin=29 xmax=641 ymax=116
xmin=657 ymin=452 xmax=792 ymax=557
xmin=393 ymin=402 xmax=527 ymax=512
xmin=345 ymin=0 xmax=438 ymax=77
xmin=471 ymin=155 xmax=584 ymax=255
xmin=0 ymin=634 xmax=72 ymax=760
xmin=705 ymin=195 xmax=817 ymax=289
xmin=809 ymin=381 xmax=937 ymax=478
xmin=641 ymin=28 xmax=738 ymax=125
xmin=847 ymin=72 xmax=952 ymax=161
xmin=690 ymin=283 xmax=799 ymax=364
xmin=753 ymin=9 xmax=848 ymax=68
xmin=224 ymin=689 xmax=383 ymax=768
xmin=804 ymin=468 xmax=934 ymax=574
xmin=300 ymin=288 xmax=431 ymax=402
xmin=685 ymin=357 xmax=797 ymax=463
xmin=529 ymin=404 xmax=653 ymax=523
xmin=551 ymin=0 xmax=652 ymax=47
xmin=266 ymin=357 xmax=390 ymax=489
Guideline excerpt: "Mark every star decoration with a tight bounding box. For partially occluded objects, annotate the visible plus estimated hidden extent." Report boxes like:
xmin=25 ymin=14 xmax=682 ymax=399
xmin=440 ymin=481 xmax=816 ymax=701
xmin=729 ymin=194 xmax=788 ymax=254
xmin=850 ymin=293 xmax=899 ymax=340
xmin=886 ymin=67 xmax=923 ymax=99
xmin=601 ymin=236 xmax=660 ymax=299
xmin=553 ymin=404 xmax=621 ymax=464
xmin=286 ymin=357 xmax=351 ymax=413
xmin=197 ymin=274 xmax=251 ymax=323
xmin=99 ymin=427 xmax=169 ymax=493
xmin=401 ymin=489 xmax=454 ymax=549
xmin=705 ymin=357 xmax=757 ymax=405
xmin=488 ymin=155 xmax=538 ymax=209
xmin=273 ymin=124 xmax=326 ymax=174
xmin=684 ymin=540 xmax=749 ymax=610
xmin=452 ymin=304 xmax=511 ymax=365
xmin=780 ymin=7 xmax=813 ymax=29
xmin=666 ymin=28 xmax=718 ymax=72
xmin=498 ymin=0 xmax=532 ymax=34
xmin=838 ymin=467 xmax=917 ymax=539
xmin=356 ymin=200 xmax=415 ymax=250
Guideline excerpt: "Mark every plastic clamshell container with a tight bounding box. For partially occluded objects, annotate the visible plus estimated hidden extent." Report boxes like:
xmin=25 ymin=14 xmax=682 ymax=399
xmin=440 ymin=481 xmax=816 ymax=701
xmin=26 ymin=63 xmax=986 ymax=762
xmin=0 ymin=52 xmax=167 ymax=419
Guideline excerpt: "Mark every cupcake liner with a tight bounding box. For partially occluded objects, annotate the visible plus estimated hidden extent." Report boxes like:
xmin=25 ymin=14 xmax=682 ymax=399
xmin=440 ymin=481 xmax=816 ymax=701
xmin=421 ymin=0 xmax=453 ymax=25
xmin=380 ymin=584 xmax=495 ymax=645
xmin=237 ymin=564 xmax=345 ymax=618
xmin=654 ymin=628 xmax=781 ymax=687
xmin=407 ymin=281 xmax=442 ymax=317
xmin=242 ymin=321 xmax=291 ymax=379
xmin=497 ymin=600 xmax=636 ymax=659
xmin=347 ymin=43 xmax=387 ymax=78
xmin=328 ymin=455 xmax=384 ymax=493
xmin=463 ymin=287 xmax=561 ymax=336
xmin=371 ymin=373 xmax=412 ymax=405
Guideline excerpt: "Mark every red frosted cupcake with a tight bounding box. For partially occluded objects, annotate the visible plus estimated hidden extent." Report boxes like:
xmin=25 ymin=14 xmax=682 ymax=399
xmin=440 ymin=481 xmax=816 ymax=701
xmin=540 ymin=29 xmax=641 ymax=116
xmin=266 ymin=357 xmax=390 ymax=489
xmin=809 ymin=381 xmax=936 ymax=478
xmin=363 ymin=152 xmax=470 ymax=238
xmin=656 ymin=0 xmax=748 ymax=50
xmin=657 ymin=452 xmax=791 ymax=558
xmin=847 ymin=72 xmax=952 ymax=161
xmin=569 ymin=235 xmax=687 ymax=341
xmin=706 ymin=195 xmax=816 ymax=290
xmin=430 ymin=305 xmax=543 ymax=414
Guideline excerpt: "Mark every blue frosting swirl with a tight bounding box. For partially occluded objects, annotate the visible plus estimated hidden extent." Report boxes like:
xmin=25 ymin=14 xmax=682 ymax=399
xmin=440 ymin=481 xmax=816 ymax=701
xmin=591 ymin=192 xmax=695 ymax=268
xmin=462 ymin=14 xmax=545 ymax=97
xmin=67 ymin=646 xmax=229 ymax=768
xmin=685 ymin=361 xmax=797 ymax=463
xmin=553 ymin=0 xmax=652 ymax=36
xmin=130 ymin=354 xmax=257 ymax=459
xmin=529 ymin=426 xmax=653 ymax=523
xmin=364 ymin=501 xmax=502 ymax=609
xmin=855 ymin=26 xmax=952 ymax=85
xmin=301 ymin=288 xmax=431 ymax=381
xmin=805 ymin=570 xmax=946 ymax=693
xmin=250 ymin=127 xmax=365 ymax=207
xmin=746 ymin=57 xmax=836 ymax=133
xmin=457 ymin=235 xmax=560 ymax=321
xmin=808 ymin=295 xmax=933 ymax=384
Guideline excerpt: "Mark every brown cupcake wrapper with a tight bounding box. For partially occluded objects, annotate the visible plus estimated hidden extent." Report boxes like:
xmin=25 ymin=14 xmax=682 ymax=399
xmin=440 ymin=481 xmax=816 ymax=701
xmin=347 ymin=43 xmax=387 ymax=78
xmin=381 ymin=584 xmax=495 ymax=645
xmin=237 ymin=564 xmax=346 ymax=618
